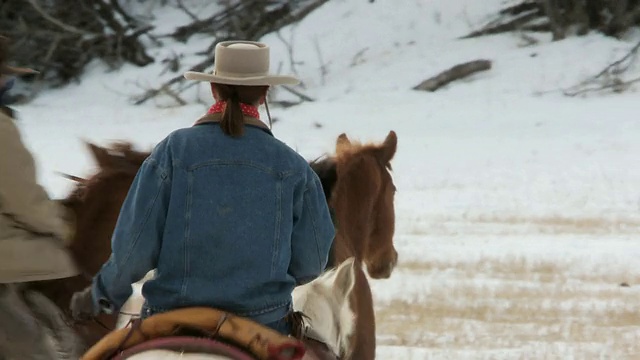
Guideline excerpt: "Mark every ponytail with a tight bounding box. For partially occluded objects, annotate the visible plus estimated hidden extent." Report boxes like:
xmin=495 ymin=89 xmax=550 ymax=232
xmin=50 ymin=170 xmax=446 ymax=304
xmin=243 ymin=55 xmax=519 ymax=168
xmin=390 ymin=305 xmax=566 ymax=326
xmin=220 ymin=90 xmax=245 ymax=137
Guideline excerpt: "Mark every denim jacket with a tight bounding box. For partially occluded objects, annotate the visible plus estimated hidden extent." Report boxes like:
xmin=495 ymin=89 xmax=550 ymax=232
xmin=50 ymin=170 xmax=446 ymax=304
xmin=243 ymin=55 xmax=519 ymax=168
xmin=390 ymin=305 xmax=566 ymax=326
xmin=91 ymin=119 xmax=335 ymax=325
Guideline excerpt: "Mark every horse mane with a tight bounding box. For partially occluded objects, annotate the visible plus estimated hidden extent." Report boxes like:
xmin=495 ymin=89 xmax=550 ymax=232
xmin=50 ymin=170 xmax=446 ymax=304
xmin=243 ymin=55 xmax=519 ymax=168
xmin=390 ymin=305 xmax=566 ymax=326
xmin=309 ymin=157 xmax=337 ymax=203
xmin=62 ymin=142 xmax=150 ymax=205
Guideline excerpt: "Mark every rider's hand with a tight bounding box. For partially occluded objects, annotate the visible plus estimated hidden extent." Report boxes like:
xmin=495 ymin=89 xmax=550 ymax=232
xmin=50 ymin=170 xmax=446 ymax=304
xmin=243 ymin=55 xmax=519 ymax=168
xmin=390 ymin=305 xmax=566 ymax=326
xmin=69 ymin=286 xmax=97 ymax=321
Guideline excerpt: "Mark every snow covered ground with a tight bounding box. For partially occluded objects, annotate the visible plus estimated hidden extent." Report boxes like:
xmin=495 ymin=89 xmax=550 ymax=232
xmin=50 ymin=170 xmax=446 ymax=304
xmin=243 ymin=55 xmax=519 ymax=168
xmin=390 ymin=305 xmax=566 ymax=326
xmin=11 ymin=0 xmax=640 ymax=358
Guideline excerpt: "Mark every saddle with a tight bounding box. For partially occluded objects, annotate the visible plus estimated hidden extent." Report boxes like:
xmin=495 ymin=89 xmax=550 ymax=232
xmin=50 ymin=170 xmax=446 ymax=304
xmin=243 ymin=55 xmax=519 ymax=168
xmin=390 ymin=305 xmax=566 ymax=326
xmin=81 ymin=307 xmax=306 ymax=360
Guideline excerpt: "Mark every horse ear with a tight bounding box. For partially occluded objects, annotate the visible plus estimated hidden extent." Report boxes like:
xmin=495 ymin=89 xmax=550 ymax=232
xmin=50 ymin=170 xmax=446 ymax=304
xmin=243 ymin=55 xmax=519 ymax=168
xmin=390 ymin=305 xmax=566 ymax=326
xmin=336 ymin=133 xmax=351 ymax=150
xmin=378 ymin=130 xmax=397 ymax=164
xmin=86 ymin=142 xmax=112 ymax=169
xmin=333 ymin=257 xmax=356 ymax=300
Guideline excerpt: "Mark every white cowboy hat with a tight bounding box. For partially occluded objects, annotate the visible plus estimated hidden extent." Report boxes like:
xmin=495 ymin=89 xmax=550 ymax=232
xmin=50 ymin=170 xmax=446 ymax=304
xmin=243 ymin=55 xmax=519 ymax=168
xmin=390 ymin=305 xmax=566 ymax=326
xmin=183 ymin=41 xmax=299 ymax=86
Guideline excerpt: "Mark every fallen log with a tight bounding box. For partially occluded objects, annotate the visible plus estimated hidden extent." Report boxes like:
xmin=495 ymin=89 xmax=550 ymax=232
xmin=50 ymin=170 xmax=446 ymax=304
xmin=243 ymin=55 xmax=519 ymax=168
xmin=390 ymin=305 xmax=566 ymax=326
xmin=413 ymin=59 xmax=492 ymax=92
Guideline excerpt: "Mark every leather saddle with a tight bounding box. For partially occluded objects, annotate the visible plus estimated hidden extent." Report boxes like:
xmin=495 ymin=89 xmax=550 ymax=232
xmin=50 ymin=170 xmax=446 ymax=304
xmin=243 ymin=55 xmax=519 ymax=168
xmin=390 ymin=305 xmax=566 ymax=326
xmin=81 ymin=307 xmax=306 ymax=360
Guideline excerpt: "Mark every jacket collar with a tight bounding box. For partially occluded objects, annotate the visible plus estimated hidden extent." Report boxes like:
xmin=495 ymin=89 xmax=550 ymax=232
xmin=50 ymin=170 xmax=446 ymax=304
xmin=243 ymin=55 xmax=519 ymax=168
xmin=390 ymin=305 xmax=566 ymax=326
xmin=194 ymin=112 xmax=270 ymax=131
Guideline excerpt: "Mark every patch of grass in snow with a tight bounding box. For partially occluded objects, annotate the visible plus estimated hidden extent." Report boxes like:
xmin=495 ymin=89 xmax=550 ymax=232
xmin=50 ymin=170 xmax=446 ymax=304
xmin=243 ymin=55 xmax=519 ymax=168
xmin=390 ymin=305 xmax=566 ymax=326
xmin=472 ymin=214 xmax=640 ymax=234
xmin=399 ymin=255 xmax=640 ymax=286
xmin=374 ymin=258 xmax=640 ymax=357
xmin=405 ymin=214 xmax=640 ymax=236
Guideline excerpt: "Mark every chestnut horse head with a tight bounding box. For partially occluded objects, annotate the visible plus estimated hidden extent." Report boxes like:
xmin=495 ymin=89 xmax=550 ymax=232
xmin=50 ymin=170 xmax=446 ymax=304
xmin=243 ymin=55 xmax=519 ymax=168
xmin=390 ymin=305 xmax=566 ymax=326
xmin=311 ymin=131 xmax=398 ymax=279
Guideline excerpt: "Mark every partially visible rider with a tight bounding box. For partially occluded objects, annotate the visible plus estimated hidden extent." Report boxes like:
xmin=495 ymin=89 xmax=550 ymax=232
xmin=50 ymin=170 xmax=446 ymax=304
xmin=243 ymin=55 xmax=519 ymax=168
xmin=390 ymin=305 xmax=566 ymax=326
xmin=0 ymin=35 xmax=79 ymax=359
xmin=69 ymin=40 xmax=335 ymax=337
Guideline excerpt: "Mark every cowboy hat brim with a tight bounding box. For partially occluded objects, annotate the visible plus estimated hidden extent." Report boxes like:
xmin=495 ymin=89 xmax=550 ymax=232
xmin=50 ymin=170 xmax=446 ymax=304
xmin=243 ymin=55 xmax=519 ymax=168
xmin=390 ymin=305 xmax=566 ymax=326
xmin=183 ymin=71 xmax=300 ymax=86
xmin=1 ymin=64 xmax=39 ymax=77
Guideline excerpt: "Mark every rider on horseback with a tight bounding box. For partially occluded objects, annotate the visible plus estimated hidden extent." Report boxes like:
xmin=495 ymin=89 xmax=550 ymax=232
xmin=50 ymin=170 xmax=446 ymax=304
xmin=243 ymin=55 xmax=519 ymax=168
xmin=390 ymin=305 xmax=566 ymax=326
xmin=0 ymin=35 xmax=79 ymax=359
xmin=70 ymin=41 xmax=335 ymax=337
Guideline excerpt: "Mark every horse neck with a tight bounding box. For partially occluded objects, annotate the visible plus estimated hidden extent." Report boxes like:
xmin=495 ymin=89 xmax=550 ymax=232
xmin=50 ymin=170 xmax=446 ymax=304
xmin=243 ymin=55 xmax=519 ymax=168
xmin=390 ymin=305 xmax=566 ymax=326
xmin=331 ymin=233 xmax=362 ymax=265
xmin=69 ymin=210 xmax=118 ymax=275
xmin=300 ymin=261 xmax=375 ymax=360
xmin=69 ymin=170 xmax=135 ymax=274
xmin=309 ymin=157 xmax=338 ymax=203
xmin=347 ymin=264 xmax=376 ymax=360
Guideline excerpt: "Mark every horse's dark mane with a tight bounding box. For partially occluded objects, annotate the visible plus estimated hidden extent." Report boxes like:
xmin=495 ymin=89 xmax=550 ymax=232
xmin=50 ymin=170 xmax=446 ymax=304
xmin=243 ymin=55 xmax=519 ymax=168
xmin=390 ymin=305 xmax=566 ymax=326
xmin=309 ymin=157 xmax=337 ymax=203
xmin=309 ymin=157 xmax=339 ymax=272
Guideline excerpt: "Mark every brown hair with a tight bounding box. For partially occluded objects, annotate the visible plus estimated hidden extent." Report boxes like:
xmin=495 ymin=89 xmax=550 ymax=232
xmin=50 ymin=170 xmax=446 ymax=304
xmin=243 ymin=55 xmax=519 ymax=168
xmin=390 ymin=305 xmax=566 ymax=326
xmin=210 ymin=83 xmax=268 ymax=137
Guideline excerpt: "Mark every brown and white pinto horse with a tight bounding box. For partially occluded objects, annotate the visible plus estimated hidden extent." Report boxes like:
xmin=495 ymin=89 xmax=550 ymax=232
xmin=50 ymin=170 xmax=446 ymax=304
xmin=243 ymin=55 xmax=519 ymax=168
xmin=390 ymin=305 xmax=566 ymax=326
xmin=309 ymin=131 xmax=398 ymax=359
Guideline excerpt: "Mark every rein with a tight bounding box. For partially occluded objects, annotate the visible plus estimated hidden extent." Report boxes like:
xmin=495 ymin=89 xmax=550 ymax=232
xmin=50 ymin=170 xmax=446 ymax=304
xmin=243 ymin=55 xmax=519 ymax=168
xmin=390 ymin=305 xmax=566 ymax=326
xmin=74 ymin=271 xmax=140 ymax=333
xmin=90 ymin=309 xmax=142 ymax=331
xmin=88 ymin=317 xmax=113 ymax=332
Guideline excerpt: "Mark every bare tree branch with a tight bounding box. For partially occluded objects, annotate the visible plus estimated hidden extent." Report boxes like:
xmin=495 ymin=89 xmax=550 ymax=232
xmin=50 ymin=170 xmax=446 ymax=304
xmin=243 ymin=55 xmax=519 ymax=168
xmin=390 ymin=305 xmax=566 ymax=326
xmin=25 ymin=0 xmax=97 ymax=36
xmin=275 ymin=29 xmax=302 ymax=81
xmin=461 ymin=9 xmax=541 ymax=39
xmin=281 ymin=85 xmax=315 ymax=102
xmin=134 ymin=0 xmax=330 ymax=106
xmin=562 ymin=39 xmax=640 ymax=97
xmin=563 ymin=76 xmax=640 ymax=97
xmin=176 ymin=0 xmax=199 ymax=21
xmin=312 ymin=35 xmax=328 ymax=86
xmin=133 ymin=54 xmax=215 ymax=105
xmin=591 ymin=40 xmax=640 ymax=79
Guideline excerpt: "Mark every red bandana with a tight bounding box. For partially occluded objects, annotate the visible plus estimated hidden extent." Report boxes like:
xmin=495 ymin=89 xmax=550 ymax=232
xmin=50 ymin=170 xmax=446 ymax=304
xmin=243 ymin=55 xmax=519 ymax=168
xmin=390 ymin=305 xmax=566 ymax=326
xmin=207 ymin=101 xmax=260 ymax=119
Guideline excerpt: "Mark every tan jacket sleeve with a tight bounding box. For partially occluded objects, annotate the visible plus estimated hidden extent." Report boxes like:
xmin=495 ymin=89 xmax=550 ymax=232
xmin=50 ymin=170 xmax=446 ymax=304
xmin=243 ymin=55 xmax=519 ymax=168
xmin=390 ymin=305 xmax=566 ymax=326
xmin=0 ymin=111 xmax=67 ymax=240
